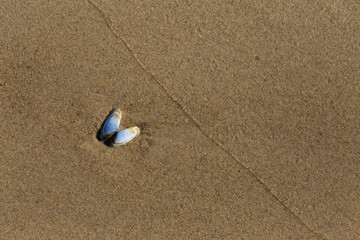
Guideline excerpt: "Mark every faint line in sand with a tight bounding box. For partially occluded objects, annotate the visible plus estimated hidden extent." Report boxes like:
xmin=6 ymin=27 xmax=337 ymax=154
xmin=85 ymin=1 xmax=326 ymax=239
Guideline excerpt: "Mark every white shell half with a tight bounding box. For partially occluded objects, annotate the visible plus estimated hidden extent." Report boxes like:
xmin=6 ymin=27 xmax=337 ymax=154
xmin=99 ymin=109 xmax=122 ymax=140
xmin=110 ymin=126 xmax=140 ymax=147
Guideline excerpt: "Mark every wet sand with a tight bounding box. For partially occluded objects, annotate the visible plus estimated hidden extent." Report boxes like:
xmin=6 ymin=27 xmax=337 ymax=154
xmin=1 ymin=1 xmax=359 ymax=239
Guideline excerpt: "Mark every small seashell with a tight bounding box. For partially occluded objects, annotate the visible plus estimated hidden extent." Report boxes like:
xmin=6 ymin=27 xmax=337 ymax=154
xmin=110 ymin=126 xmax=140 ymax=147
xmin=99 ymin=108 xmax=122 ymax=140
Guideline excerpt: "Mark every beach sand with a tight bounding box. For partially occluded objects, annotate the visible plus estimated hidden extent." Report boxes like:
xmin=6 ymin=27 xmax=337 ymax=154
xmin=1 ymin=1 xmax=359 ymax=239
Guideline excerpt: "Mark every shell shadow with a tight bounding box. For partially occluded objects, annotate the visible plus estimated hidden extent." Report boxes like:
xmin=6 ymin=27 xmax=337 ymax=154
xmin=103 ymin=137 xmax=113 ymax=147
xmin=96 ymin=126 xmax=113 ymax=147
xmin=96 ymin=113 xmax=113 ymax=148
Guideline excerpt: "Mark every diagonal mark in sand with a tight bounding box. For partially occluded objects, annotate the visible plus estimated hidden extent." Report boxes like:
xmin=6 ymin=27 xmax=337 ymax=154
xmin=86 ymin=1 xmax=327 ymax=239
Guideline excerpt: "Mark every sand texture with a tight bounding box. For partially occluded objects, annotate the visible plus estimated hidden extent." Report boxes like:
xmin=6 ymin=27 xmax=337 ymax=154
xmin=1 ymin=1 xmax=359 ymax=239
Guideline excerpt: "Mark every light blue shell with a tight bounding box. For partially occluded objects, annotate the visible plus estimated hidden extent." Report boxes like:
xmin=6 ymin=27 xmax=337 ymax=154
xmin=111 ymin=127 xmax=140 ymax=147
xmin=100 ymin=109 xmax=122 ymax=140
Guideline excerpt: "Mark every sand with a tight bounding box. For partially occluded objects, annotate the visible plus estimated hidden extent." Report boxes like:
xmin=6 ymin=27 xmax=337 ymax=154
xmin=1 ymin=1 xmax=359 ymax=239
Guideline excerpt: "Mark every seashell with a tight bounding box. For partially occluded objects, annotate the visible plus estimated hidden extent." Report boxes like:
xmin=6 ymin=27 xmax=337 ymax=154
xmin=99 ymin=108 xmax=122 ymax=140
xmin=110 ymin=126 xmax=140 ymax=147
